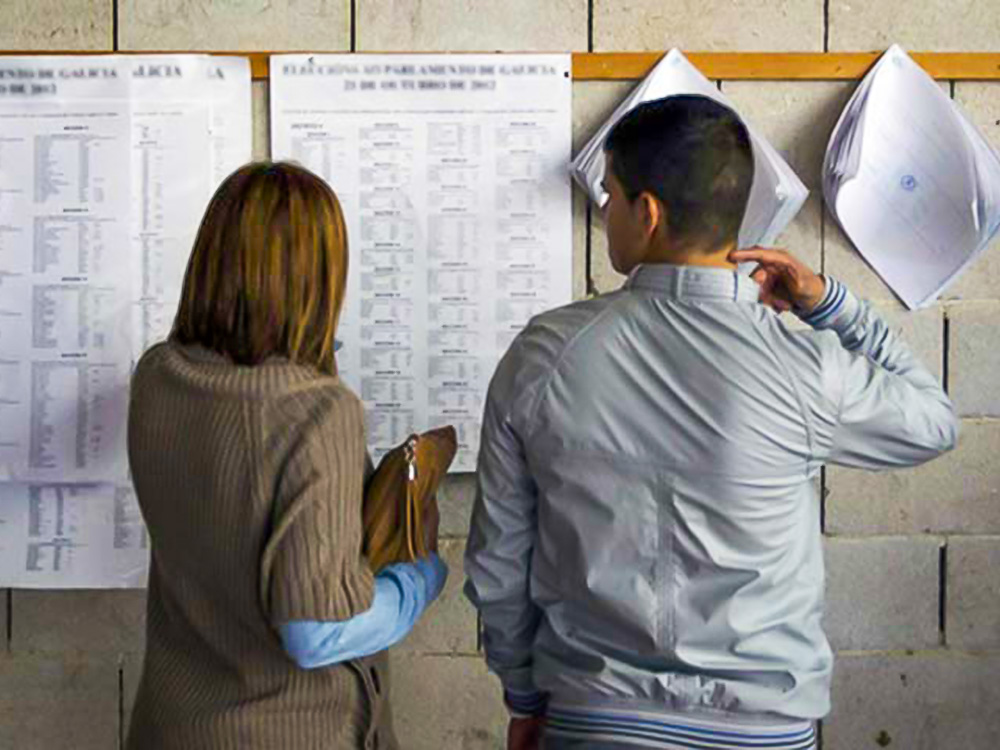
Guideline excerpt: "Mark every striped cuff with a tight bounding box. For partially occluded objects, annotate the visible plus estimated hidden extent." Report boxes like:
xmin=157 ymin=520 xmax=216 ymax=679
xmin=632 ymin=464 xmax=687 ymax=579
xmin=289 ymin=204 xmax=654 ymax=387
xmin=505 ymin=688 xmax=548 ymax=718
xmin=799 ymin=276 xmax=849 ymax=329
xmin=546 ymin=705 xmax=816 ymax=750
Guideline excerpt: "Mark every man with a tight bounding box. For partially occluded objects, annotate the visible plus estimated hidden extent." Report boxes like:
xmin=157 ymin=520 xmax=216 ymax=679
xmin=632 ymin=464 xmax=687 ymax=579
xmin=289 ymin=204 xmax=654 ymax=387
xmin=464 ymin=95 xmax=957 ymax=750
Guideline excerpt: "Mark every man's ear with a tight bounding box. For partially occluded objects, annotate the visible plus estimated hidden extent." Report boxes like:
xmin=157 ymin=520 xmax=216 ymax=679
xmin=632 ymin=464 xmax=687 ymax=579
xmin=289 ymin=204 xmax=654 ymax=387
xmin=637 ymin=191 xmax=664 ymax=241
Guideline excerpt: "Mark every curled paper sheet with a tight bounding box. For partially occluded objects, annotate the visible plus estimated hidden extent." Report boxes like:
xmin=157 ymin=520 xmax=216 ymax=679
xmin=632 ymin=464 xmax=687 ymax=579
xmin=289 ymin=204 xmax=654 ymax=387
xmin=571 ymin=48 xmax=809 ymax=250
xmin=824 ymin=44 xmax=1000 ymax=309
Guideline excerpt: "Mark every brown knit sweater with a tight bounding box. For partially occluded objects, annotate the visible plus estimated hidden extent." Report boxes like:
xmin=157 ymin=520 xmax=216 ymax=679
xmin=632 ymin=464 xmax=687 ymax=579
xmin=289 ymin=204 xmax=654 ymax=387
xmin=126 ymin=341 xmax=398 ymax=750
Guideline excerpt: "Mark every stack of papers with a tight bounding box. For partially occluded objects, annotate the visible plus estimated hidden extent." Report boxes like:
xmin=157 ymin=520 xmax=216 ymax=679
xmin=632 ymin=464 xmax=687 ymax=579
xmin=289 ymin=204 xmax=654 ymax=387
xmin=824 ymin=45 xmax=1000 ymax=308
xmin=571 ymin=49 xmax=808 ymax=249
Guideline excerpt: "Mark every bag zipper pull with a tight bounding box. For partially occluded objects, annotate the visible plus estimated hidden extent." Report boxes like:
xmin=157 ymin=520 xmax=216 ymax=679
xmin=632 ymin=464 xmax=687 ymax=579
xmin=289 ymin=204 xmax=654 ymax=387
xmin=404 ymin=434 xmax=419 ymax=482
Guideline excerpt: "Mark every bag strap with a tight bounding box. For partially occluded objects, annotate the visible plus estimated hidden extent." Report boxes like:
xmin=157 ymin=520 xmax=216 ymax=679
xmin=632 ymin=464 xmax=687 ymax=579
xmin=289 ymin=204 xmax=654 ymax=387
xmin=403 ymin=435 xmax=419 ymax=561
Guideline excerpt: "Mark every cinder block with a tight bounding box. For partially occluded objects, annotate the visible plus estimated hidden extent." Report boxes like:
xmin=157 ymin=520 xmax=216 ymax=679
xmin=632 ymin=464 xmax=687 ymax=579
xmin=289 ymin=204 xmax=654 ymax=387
xmin=721 ymin=82 xmax=852 ymax=194
xmin=0 ymin=1 xmax=111 ymax=50
xmin=11 ymin=589 xmax=146 ymax=655
xmin=399 ymin=540 xmax=477 ymax=654
xmin=827 ymin=420 xmax=1000 ymax=536
xmin=388 ymin=653 xmax=505 ymax=750
xmin=252 ymin=80 xmax=270 ymax=163
xmin=722 ymin=81 xmax=855 ymax=274
xmin=119 ymin=0 xmax=350 ymax=51
xmin=593 ymin=0 xmax=822 ymax=52
xmin=946 ymin=536 xmax=1000 ymax=650
xmin=948 ymin=303 xmax=1000 ymax=417
xmin=824 ymin=216 xmax=907 ymax=306
xmin=826 ymin=652 xmax=1000 ymax=749
xmin=572 ymin=81 xmax=638 ymax=156
xmin=0 ymin=654 xmax=119 ymax=750
xmin=439 ymin=473 xmax=476 ymax=538
xmin=874 ymin=304 xmax=945 ymax=382
xmin=947 ymin=84 xmax=1000 ymax=301
xmin=829 ymin=0 xmax=1000 ymax=52
xmin=357 ymin=0 xmax=588 ymax=52
xmin=824 ymin=537 xmax=941 ymax=651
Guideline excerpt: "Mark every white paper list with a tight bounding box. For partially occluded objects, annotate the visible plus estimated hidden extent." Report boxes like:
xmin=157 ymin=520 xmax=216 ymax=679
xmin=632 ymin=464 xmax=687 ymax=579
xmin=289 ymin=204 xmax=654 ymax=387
xmin=127 ymin=56 xmax=213 ymax=358
xmin=271 ymin=54 xmax=573 ymax=470
xmin=0 ymin=482 xmax=148 ymax=588
xmin=0 ymin=59 xmax=133 ymax=483
xmin=0 ymin=54 xmax=251 ymax=588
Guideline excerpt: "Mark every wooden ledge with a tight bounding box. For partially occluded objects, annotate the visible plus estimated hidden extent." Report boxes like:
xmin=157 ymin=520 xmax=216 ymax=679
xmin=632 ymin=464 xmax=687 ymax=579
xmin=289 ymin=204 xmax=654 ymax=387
xmin=2 ymin=51 xmax=1000 ymax=81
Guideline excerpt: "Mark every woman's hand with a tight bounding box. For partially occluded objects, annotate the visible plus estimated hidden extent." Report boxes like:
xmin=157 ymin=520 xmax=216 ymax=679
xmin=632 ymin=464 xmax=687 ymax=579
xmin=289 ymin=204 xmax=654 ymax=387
xmin=729 ymin=246 xmax=826 ymax=314
xmin=507 ymin=716 xmax=544 ymax=750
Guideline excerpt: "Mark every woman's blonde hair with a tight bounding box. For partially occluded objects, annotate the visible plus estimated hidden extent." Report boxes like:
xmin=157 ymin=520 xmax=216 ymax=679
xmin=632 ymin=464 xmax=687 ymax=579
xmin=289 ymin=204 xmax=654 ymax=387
xmin=173 ymin=161 xmax=348 ymax=374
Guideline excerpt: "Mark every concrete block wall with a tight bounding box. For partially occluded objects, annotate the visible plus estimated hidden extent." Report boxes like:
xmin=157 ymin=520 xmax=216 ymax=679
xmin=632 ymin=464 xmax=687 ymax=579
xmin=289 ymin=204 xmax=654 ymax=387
xmin=2 ymin=2 xmax=1000 ymax=749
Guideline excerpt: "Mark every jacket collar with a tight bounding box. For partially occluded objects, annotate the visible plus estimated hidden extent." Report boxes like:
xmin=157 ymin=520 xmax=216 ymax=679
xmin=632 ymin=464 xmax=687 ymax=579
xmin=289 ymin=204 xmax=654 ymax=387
xmin=624 ymin=263 xmax=760 ymax=304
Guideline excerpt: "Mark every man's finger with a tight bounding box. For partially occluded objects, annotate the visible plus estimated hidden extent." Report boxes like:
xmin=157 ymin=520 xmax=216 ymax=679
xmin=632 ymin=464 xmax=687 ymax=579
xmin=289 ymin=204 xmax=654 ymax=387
xmin=729 ymin=247 xmax=795 ymax=269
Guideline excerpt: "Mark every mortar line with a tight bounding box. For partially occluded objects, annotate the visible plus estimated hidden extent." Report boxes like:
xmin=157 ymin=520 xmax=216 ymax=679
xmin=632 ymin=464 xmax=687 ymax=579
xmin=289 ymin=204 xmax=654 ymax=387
xmin=588 ymin=0 xmax=594 ymax=52
xmin=351 ymin=0 xmax=357 ymax=53
xmin=585 ymin=202 xmax=594 ymax=296
xmin=942 ymin=312 xmax=951 ymax=394
xmin=939 ymin=542 xmax=948 ymax=645
xmin=823 ymin=0 xmax=830 ymax=52
xmin=119 ymin=666 xmax=126 ymax=750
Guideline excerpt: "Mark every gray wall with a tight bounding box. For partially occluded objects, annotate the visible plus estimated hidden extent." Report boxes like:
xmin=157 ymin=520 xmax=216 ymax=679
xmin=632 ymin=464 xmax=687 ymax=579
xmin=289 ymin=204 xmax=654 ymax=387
xmin=2 ymin=2 xmax=1000 ymax=748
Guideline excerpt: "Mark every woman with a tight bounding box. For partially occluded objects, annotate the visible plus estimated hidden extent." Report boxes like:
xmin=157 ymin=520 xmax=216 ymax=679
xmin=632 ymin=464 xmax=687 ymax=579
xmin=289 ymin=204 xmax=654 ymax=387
xmin=127 ymin=162 xmax=446 ymax=750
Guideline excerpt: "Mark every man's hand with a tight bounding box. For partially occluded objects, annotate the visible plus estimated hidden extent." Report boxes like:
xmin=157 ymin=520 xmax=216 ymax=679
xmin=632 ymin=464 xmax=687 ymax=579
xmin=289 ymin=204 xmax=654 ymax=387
xmin=729 ymin=246 xmax=826 ymax=314
xmin=507 ymin=716 xmax=544 ymax=750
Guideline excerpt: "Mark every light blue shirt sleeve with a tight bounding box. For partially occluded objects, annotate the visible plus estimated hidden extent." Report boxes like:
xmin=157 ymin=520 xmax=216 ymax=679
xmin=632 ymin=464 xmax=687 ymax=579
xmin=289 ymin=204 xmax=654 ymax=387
xmin=280 ymin=554 xmax=448 ymax=669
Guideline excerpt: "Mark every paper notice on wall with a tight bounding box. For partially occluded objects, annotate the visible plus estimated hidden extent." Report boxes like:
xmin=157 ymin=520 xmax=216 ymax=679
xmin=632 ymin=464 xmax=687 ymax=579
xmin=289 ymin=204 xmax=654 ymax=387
xmin=207 ymin=56 xmax=253 ymax=187
xmin=0 ymin=55 xmax=252 ymax=486
xmin=0 ymin=482 xmax=148 ymax=588
xmin=0 ymin=57 xmax=134 ymax=484
xmin=127 ymin=56 xmax=213 ymax=359
xmin=0 ymin=54 xmax=251 ymax=587
xmin=571 ymin=48 xmax=808 ymax=250
xmin=271 ymin=54 xmax=573 ymax=470
xmin=824 ymin=45 xmax=1000 ymax=308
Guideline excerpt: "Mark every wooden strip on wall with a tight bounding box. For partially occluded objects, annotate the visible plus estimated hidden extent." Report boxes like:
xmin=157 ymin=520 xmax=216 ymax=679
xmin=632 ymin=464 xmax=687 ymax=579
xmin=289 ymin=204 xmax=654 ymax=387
xmin=2 ymin=51 xmax=1000 ymax=82
xmin=571 ymin=52 xmax=1000 ymax=81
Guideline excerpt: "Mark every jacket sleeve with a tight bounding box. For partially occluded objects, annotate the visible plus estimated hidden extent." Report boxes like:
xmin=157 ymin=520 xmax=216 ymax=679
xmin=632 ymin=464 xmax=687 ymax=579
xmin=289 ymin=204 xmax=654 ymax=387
xmin=464 ymin=338 xmax=546 ymax=713
xmin=803 ymin=277 xmax=959 ymax=469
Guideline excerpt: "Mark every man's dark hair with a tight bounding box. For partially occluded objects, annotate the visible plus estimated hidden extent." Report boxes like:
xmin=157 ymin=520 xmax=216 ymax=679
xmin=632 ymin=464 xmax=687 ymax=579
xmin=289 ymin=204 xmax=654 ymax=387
xmin=604 ymin=94 xmax=754 ymax=251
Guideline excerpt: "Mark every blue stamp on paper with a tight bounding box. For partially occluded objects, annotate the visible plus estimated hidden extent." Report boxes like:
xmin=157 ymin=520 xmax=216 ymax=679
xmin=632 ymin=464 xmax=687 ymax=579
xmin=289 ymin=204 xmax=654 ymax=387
xmin=900 ymin=174 xmax=918 ymax=192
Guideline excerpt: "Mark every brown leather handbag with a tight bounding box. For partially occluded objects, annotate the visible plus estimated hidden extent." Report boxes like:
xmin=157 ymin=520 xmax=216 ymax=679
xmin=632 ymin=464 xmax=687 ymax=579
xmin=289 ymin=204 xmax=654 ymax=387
xmin=362 ymin=426 xmax=458 ymax=572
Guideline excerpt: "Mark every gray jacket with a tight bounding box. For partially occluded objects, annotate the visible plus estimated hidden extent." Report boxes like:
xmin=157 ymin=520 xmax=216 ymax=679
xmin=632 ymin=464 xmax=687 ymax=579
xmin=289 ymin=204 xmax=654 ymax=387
xmin=464 ymin=263 xmax=957 ymax=721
